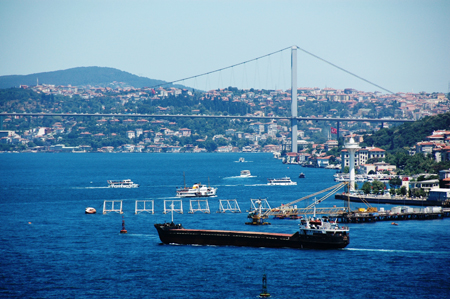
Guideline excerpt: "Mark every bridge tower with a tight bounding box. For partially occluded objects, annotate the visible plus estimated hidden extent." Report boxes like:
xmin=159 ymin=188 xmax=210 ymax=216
xmin=291 ymin=46 xmax=298 ymax=153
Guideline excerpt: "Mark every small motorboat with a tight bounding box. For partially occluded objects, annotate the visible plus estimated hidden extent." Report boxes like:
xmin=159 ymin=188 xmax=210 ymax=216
xmin=240 ymin=170 xmax=251 ymax=177
xmin=85 ymin=207 xmax=96 ymax=214
xmin=391 ymin=222 xmax=398 ymax=226
xmin=299 ymin=173 xmax=305 ymax=178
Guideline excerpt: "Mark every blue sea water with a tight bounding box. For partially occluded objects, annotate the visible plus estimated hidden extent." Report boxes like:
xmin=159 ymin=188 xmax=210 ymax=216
xmin=1 ymin=153 xmax=449 ymax=299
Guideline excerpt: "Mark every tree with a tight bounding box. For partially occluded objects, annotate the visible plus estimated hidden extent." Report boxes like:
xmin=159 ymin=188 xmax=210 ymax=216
xmin=389 ymin=176 xmax=402 ymax=189
xmin=361 ymin=182 xmax=372 ymax=194
xmin=399 ymin=186 xmax=407 ymax=196
xmin=204 ymin=140 xmax=218 ymax=152
xmin=371 ymin=180 xmax=385 ymax=194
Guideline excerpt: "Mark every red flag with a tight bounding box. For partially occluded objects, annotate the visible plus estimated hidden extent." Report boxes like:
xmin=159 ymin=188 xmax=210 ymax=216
xmin=331 ymin=127 xmax=337 ymax=134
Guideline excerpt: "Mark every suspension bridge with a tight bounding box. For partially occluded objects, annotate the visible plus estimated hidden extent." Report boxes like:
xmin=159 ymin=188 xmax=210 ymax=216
xmin=1 ymin=45 xmax=413 ymax=150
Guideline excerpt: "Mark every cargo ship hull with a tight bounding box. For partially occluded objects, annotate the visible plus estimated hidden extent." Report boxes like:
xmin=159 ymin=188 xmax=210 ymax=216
xmin=154 ymin=223 xmax=349 ymax=249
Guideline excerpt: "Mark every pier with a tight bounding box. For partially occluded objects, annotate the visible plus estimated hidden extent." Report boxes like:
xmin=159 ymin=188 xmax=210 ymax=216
xmin=333 ymin=207 xmax=450 ymax=223
xmin=335 ymin=193 xmax=448 ymax=207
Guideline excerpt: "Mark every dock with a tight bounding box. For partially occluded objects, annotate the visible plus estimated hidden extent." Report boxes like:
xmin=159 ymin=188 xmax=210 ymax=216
xmin=333 ymin=207 xmax=450 ymax=223
xmin=335 ymin=193 xmax=448 ymax=207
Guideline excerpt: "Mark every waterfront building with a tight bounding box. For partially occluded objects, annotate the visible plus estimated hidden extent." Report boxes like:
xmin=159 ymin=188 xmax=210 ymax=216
xmin=341 ymin=146 xmax=386 ymax=168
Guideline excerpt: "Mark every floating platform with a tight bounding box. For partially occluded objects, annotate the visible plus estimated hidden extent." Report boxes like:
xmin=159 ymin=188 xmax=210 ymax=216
xmin=163 ymin=200 xmax=183 ymax=214
xmin=217 ymin=199 xmax=241 ymax=213
xmin=135 ymin=200 xmax=154 ymax=214
xmin=103 ymin=200 xmax=123 ymax=214
xmin=188 ymin=199 xmax=210 ymax=214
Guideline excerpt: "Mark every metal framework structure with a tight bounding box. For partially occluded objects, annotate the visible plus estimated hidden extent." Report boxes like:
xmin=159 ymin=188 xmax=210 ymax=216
xmin=135 ymin=200 xmax=155 ymax=214
xmin=248 ymin=198 xmax=272 ymax=213
xmin=263 ymin=182 xmax=348 ymax=217
xmin=296 ymin=206 xmax=347 ymax=216
xmin=188 ymin=199 xmax=210 ymax=214
xmin=163 ymin=200 xmax=183 ymax=214
xmin=217 ymin=199 xmax=241 ymax=213
xmin=103 ymin=200 xmax=123 ymax=214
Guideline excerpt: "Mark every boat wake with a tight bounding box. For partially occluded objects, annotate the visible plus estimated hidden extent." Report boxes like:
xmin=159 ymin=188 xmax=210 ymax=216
xmin=345 ymin=248 xmax=450 ymax=255
xmin=74 ymin=187 xmax=109 ymax=189
xmin=216 ymin=183 xmax=267 ymax=187
xmin=223 ymin=175 xmax=257 ymax=179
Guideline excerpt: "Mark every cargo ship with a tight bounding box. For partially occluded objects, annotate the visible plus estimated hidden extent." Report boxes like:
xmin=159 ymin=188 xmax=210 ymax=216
xmin=154 ymin=217 xmax=349 ymax=249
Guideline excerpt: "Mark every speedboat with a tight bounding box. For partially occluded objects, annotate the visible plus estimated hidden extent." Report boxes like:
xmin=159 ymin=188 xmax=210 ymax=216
xmin=267 ymin=177 xmax=297 ymax=186
xmin=176 ymin=183 xmax=217 ymax=197
xmin=107 ymin=179 xmax=139 ymax=188
xmin=239 ymin=157 xmax=245 ymax=162
xmin=240 ymin=170 xmax=251 ymax=177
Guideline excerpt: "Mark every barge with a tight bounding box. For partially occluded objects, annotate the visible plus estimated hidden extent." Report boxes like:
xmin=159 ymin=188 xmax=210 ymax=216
xmin=154 ymin=218 xmax=349 ymax=249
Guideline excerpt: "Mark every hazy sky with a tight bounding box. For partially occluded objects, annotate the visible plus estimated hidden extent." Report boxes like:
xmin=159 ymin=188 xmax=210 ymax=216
xmin=1 ymin=0 xmax=449 ymax=93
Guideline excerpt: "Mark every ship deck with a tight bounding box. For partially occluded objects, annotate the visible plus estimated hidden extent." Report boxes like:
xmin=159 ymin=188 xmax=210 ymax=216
xmin=177 ymin=228 xmax=292 ymax=237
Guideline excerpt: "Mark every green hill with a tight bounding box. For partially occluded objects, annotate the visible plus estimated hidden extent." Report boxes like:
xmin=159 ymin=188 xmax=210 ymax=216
xmin=0 ymin=66 xmax=174 ymax=89
xmin=361 ymin=112 xmax=450 ymax=151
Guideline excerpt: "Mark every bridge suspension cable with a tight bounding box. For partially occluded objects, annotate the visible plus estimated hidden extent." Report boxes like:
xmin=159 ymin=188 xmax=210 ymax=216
xmin=152 ymin=45 xmax=395 ymax=95
xmin=295 ymin=46 xmax=396 ymax=95
xmin=151 ymin=46 xmax=292 ymax=89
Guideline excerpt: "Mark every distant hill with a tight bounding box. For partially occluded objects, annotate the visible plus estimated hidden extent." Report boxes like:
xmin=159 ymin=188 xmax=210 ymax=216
xmin=361 ymin=112 xmax=450 ymax=151
xmin=0 ymin=66 xmax=177 ymax=89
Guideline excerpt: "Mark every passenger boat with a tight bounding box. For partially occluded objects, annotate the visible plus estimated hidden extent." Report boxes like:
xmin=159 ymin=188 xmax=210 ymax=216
xmin=154 ymin=217 xmax=349 ymax=249
xmin=267 ymin=177 xmax=297 ymax=186
xmin=240 ymin=170 xmax=251 ymax=177
xmin=176 ymin=183 xmax=217 ymax=197
xmin=107 ymin=179 xmax=139 ymax=188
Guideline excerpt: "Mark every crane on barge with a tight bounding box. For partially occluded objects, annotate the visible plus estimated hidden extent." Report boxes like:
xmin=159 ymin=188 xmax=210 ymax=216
xmin=246 ymin=182 xmax=350 ymax=224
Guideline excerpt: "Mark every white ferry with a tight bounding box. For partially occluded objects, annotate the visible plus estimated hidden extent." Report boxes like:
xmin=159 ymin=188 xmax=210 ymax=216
xmin=267 ymin=177 xmax=297 ymax=186
xmin=176 ymin=183 xmax=217 ymax=197
xmin=107 ymin=179 xmax=139 ymax=188
xmin=240 ymin=170 xmax=251 ymax=177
